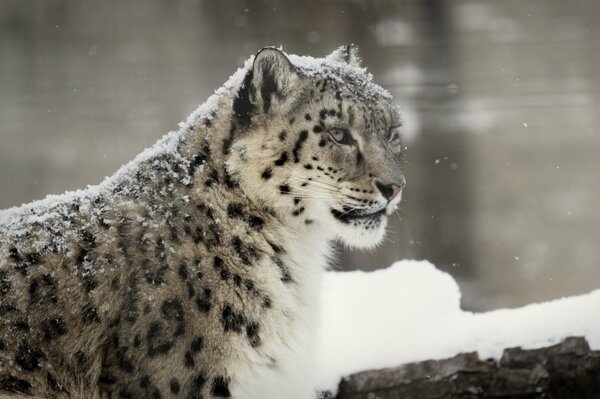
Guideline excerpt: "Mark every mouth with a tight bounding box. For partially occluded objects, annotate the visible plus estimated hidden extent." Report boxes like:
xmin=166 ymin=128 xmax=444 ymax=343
xmin=330 ymin=207 xmax=386 ymax=224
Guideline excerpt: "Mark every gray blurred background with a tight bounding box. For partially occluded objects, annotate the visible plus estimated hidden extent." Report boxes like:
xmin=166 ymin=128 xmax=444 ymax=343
xmin=1 ymin=0 xmax=599 ymax=311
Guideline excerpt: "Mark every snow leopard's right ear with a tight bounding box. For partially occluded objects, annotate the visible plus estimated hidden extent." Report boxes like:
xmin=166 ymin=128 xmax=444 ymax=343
xmin=327 ymin=44 xmax=362 ymax=68
xmin=233 ymin=48 xmax=296 ymax=129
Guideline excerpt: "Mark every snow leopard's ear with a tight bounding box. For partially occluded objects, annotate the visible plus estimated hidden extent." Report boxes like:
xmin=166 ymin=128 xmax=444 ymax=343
xmin=233 ymin=48 xmax=296 ymax=129
xmin=327 ymin=44 xmax=362 ymax=68
xmin=251 ymin=47 xmax=296 ymax=110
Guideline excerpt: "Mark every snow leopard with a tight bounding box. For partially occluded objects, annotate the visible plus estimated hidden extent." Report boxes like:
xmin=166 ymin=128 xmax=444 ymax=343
xmin=0 ymin=46 xmax=405 ymax=399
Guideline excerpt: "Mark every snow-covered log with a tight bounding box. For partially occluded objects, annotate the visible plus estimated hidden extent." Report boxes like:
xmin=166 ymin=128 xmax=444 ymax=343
xmin=329 ymin=337 xmax=600 ymax=399
xmin=317 ymin=261 xmax=600 ymax=397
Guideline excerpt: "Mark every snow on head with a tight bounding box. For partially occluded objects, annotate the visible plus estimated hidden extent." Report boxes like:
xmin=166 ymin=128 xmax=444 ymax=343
xmin=316 ymin=260 xmax=600 ymax=392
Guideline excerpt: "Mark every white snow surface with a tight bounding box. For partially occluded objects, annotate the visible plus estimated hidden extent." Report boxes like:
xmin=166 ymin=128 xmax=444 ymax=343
xmin=316 ymin=260 xmax=600 ymax=392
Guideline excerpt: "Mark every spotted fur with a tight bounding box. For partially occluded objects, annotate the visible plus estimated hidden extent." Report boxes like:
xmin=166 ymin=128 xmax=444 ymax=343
xmin=0 ymin=46 xmax=405 ymax=399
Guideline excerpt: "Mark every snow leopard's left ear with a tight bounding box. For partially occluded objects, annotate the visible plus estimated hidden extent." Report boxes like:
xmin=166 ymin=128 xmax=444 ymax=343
xmin=233 ymin=47 xmax=296 ymax=129
xmin=327 ymin=44 xmax=362 ymax=68
xmin=251 ymin=48 xmax=296 ymax=110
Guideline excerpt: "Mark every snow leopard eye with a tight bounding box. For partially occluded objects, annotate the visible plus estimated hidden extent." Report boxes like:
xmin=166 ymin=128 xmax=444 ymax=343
xmin=328 ymin=128 xmax=355 ymax=145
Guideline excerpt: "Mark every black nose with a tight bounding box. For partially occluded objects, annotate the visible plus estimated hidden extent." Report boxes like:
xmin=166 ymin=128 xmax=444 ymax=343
xmin=375 ymin=177 xmax=406 ymax=201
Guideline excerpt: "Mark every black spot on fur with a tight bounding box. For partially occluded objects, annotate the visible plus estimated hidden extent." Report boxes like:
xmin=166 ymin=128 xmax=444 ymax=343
xmin=161 ymin=298 xmax=185 ymax=337
xmin=204 ymin=169 xmax=219 ymax=187
xmin=227 ymin=203 xmax=244 ymax=219
xmin=305 ymin=113 xmax=312 ymax=121
xmin=140 ymin=375 xmax=150 ymax=389
xmin=119 ymin=390 xmax=134 ymax=399
xmin=274 ymin=152 xmax=288 ymax=166
xmin=29 ymin=274 xmax=58 ymax=304
xmin=292 ymin=207 xmax=305 ymax=216
xmin=83 ymin=305 xmax=100 ymax=324
xmin=222 ymin=138 xmax=232 ymax=157
xmin=319 ymin=138 xmax=327 ymax=147
xmin=146 ymin=322 xmax=173 ymax=357
xmin=46 ymin=372 xmax=63 ymax=391
xmin=313 ymin=125 xmax=323 ymax=133
xmin=233 ymin=274 xmax=242 ymax=286
xmin=0 ymin=272 xmax=11 ymax=296
xmin=189 ymin=372 xmax=207 ymax=398
xmin=213 ymin=256 xmax=230 ymax=280
xmin=232 ymin=70 xmax=256 ymax=130
xmin=266 ymin=241 xmax=284 ymax=254
xmin=15 ymin=344 xmax=44 ymax=372
xmin=99 ymin=373 xmax=117 ymax=385
xmin=223 ymin=168 xmax=239 ymax=188
xmin=191 ymin=336 xmax=204 ymax=353
xmin=211 ymin=376 xmax=231 ymax=397
xmin=0 ymin=376 xmax=32 ymax=394
xmin=178 ymin=263 xmax=188 ymax=280
xmin=196 ymin=288 xmax=212 ymax=313
xmin=187 ymin=281 xmax=196 ymax=298
xmin=25 ymin=252 xmax=42 ymax=266
xmin=133 ymin=334 xmax=141 ymax=348
xmin=80 ymin=230 xmax=97 ymax=248
xmin=261 ymin=166 xmax=273 ymax=180
xmin=279 ymin=130 xmax=287 ymax=141
xmin=144 ymin=261 xmax=168 ymax=286
xmin=246 ymin=322 xmax=262 ymax=348
xmin=42 ymin=318 xmax=67 ymax=341
xmin=292 ymin=130 xmax=309 ymax=163
xmin=262 ymin=296 xmax=272 ymax=309
xmin=189 ymin=153 xmax=207 ymax=177
xmin=124 ymin=276 xmax=139 ymax=323
xmin=8 ymin=246 xmax=20 ymax=262
xmin=11 ymin=320 xmax=30 ymax=332
xmin=9 ymin=246 xmax=28 ymax=275
xmin=244 ymin=279 xmax=255 ymax=291
xmin=248 ymin=215 xmax=264 ymax=230
xmin=116 ymin=347 xmax=135 ymax=373
xmin=156 ymin=236 xmax=166 ymax=259
xmin=184 ymin=351 xmax=195 ymax=368
xmin=231 ymin=236 xmax=261 ymax=265
xmin=221 ymin=305 xmax=245 ymax=333
xmin=279 ymin=184 xmax=290 ymax=194
xmin=170 ymin=378 xmax=180 ymax=394
xmin=0 ymin=304 xmax=16 ymax=316
xmin=304 ymin=164 xmax=313 ymax=170
xmin=275 ymin=258 xmax=293 ymax=283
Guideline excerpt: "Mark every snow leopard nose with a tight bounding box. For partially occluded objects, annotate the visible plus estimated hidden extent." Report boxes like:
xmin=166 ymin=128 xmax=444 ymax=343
xmin=375 ymin=177 xmax=405 ymax=202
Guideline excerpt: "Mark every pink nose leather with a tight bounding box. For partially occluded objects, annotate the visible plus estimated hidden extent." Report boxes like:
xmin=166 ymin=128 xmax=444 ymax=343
xmin=389 ymin=184 xmax=403 ymax=201
xmin=375 ymin=179 xmax=405 ymax=201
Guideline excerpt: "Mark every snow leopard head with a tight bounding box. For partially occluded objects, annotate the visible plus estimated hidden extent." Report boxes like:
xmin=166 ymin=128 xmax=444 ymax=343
xmin=228 ymin=46 xmax=406 ymax=249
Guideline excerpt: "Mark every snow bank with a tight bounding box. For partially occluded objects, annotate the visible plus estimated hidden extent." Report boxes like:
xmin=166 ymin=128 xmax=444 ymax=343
xmin=316 ymin=260 xmax=600 ymax=392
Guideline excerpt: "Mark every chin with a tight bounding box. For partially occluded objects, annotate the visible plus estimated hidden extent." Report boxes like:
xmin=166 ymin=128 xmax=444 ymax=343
xmin=335 ymin=214 xmax=388 ymax=250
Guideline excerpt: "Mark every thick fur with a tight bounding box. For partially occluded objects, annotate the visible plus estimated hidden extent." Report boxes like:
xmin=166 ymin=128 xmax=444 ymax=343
xmin=0 ymin=46 xmax=405 ymax=399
